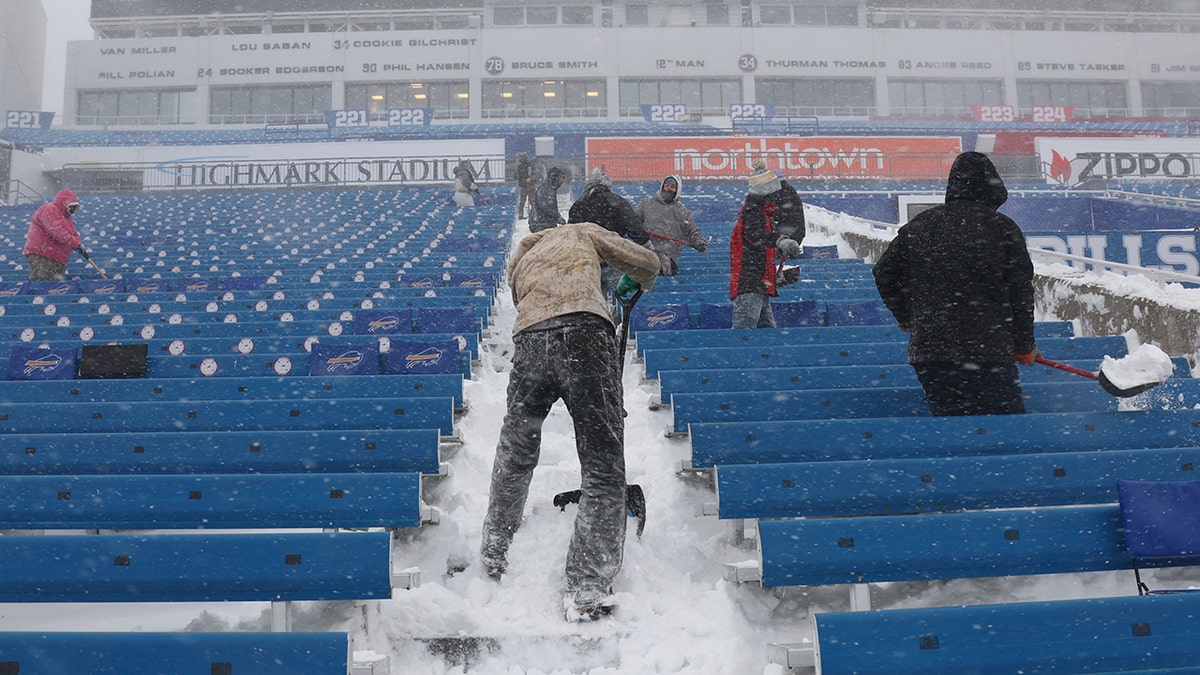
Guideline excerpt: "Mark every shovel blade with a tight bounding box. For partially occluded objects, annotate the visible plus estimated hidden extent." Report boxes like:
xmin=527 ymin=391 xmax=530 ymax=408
xmin=1097 ymin=369 xmax=1164 ymax=398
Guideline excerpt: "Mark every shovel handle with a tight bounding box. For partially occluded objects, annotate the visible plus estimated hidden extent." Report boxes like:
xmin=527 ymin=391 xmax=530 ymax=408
xmin=1034 ymin=355 xmax=1098 ymax=381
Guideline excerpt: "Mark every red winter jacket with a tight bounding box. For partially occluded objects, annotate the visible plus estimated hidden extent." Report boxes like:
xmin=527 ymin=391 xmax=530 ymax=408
xmin=24 ymin=190 xmax=82 ymax=265
xmin=729 ymin=200 xmax=780 ymax=300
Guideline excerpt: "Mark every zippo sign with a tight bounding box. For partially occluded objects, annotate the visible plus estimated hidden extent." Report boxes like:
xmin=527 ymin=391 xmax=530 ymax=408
xmin=586 ymin=136 xmax=961 ymax=182
xmin=1036 ymin=137 xmax=1200 ymax=185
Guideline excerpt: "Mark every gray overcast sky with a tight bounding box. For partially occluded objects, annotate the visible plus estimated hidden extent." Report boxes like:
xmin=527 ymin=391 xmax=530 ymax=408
xmin=41 ymin=0 xmax=94 ymax=119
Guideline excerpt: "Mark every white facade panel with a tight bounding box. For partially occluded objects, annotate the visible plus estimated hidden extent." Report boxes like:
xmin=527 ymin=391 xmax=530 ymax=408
xmin=59 ymin=23 xmax=1200 ymax=122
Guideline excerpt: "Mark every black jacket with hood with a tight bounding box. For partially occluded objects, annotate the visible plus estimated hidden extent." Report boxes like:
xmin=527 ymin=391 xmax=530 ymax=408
xmin=567 ymin=182 xmax=651 ymax=246
xmin=873 ymin=151 xmax=1036 ymax=364
xmin=529 ymin=167 xmax=567 ymax=232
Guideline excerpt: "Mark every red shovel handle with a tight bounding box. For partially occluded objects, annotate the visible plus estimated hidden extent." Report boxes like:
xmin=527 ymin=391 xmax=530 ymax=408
xmin=1034 ymin=355 xmax=1098 ymax=381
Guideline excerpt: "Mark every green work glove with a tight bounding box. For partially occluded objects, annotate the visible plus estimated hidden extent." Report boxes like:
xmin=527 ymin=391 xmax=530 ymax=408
xmin=615 ymin=274 xmax=641 ymax=300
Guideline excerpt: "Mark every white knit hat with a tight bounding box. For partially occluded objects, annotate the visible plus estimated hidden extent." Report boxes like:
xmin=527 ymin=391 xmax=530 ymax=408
xmin=747 ymin=158 xmax=782 ymax=195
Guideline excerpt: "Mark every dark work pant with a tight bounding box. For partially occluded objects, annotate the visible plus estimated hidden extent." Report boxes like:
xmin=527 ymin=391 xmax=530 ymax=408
xmin=480 ymin=319 xmax=626 ymax=604
xmin=27 ymin=254 xmax=66 ymax=281
xmin=913 ymin=361 xmax=1026 ymax=416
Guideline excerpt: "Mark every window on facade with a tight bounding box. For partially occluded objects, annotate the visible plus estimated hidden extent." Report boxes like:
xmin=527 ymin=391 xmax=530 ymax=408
xmin=826 ymin=5 xmax=858 ymax=25
xmin=887 ymin=79 xmax=1003 ymax=117
xmin=1017 ymin=80 xmax=1127 ymax=117
xmin=1142 ymin=81 xmax=1200 ymax=116
xmin=77 ymin=89 xmax=185 ymax=125
xmin=618 ymin=78 xmax=741 ymax=116
xmin=626 ymin=4 xmax=649 ymax=25
xmin=759 ymin=5 xmax=792 ymax=24
xmin=493 ymin=7 xmax=523 ymax=25
xmin=706 ymin=3 xmax=730 ymax=24
xmin=208 ymin=84 xmax=330 ymax=124
xmin=757 ymin=78 xmax=876 ymax=116
xmin=563 ymin=6 xmax=595 ymax=25
xmin=526 ymin=7 xmax=558 ymax=25
xmin=345 ymin=81 xmax=470 ymax=120
xmin=481 ymin=79 xmax=606 ymax=118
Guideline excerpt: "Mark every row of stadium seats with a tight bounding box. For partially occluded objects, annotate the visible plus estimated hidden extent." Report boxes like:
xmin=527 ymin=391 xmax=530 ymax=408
xmin=623 ymin=238 xmax=1200 ymax=674
xmin=0 ymin=183 xmax=508 ymax=672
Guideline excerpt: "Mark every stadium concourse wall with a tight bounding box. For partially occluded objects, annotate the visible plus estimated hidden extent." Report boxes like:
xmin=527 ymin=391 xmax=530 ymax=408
xmin=818 ymin=206 xmax=1200 ymax=364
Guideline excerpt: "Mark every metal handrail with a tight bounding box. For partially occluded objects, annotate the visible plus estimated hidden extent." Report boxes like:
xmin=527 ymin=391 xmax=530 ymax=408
xmin=4 ymin=179 xmax=43 ymax=206
xmin=1101 ymin=189 xmax=1200 ymax=209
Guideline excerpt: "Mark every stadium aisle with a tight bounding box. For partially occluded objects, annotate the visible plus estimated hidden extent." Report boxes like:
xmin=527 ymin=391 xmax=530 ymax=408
xmin=348 ymin=201 xmax=817 ymax=674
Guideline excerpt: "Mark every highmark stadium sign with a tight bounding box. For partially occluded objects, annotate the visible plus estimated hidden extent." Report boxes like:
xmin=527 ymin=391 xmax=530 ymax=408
xmin=137 ymin=139 xmax=504 ymax=190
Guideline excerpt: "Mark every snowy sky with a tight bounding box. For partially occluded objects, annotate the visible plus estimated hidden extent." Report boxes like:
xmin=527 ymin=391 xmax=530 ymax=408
xmin=40 ymin=0 xmax=92 ymax=118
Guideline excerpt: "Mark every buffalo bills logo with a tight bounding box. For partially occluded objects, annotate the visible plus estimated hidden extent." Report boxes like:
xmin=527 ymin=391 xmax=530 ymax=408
xmin=23 ymin=353 xmax=63 ymax=375
xmin=367 ymin=316 xmax=401 ymax=333
xmin=457 ymin=279 xmax=485 ymax=287
xmin=93 ymin=284 xmax=119 ymax=293
xmin=46 ymin=285 xmax=70 ymax=294
xmin=184 ymin=282 xmax=211 ymax=291
xmin=646 ymin=310 xmax=679 ymax=328
xmin=135 ymin=283 xmax=162 ymax=292
xmin=404 ymin=347 xmax=445 ymax=370
xmin=0 ymin=289 xmax=19 ymax=296
xmin=409 ymin=278 xmax=437 ymax=288
xmin=324 ymin=350 xmax=364 ymax=371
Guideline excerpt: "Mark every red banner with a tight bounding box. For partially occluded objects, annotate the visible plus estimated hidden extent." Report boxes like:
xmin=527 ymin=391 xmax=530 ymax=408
xmin=586 ymin=136 xmax=963 ymax=182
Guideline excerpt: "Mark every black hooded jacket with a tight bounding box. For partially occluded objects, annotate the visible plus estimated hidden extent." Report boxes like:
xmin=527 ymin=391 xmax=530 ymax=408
xmin=873 ymin=152 xmax=1036 ymax=364
xmin=529 ymin=167 xmax=567 ymax=232
xmin=567 ymin=183 xmax=651 ymax=246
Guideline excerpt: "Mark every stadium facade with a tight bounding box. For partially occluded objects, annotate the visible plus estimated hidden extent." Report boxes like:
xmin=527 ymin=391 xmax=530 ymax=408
xmin=61 ymin=0 xmax=1200 ymax=127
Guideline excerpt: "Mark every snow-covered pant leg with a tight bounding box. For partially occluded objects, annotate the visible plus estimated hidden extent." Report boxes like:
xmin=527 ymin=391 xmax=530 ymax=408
xmin=732 ymin=292 xmax=776 ymax=329
xmin=913 ymin=361 xmax=1026 ymax=416
xmin=479 ymin=330 xmax=560 ymax=568
xmin=518 ymin=186 xmax=533 ymax=217
xmin=453 ymin=191 xmax=475 ymax=207
xmin=559 ymin=324 xmax=627 ymax=604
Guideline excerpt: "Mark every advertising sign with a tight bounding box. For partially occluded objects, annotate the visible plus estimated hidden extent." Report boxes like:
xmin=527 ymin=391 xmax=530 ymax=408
xmin=1027 ymin=232 xmax=1200 ymax=277
xmin=586 ymin=136 xmax=962 ymax=182
xmin=137 ymin=139 xmax=505 ymax=190
xmin=1036 ymin=137 xmax=1200 ymax=185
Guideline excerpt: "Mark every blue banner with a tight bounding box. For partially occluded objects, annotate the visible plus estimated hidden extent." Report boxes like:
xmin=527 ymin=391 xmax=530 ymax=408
xmin=222 ymin=275 xmax=270 ymax=291
xmin=7 ymin=346 xmax=76 ymax=380
xmin=80 ymin=279 xmax=125 ymax=294
xmin=632 ymin=304 xmax=690 ymax=331
xmin=122 ymin=277 xmax=168 ymax=293
xmin=387 ymin=338 xmax=462 ymax=375
xmin=308 ymin=342 xmax=381 ymax=376
xmin=171 ymin=277 xmax=219 ymax=292
xmin=28 ymin=281 xmax=80 ymax=296
xmin=0 ymin=282 xmax=28 ymax=297
xmin=354 ymin=309 xmax=413 ymax=335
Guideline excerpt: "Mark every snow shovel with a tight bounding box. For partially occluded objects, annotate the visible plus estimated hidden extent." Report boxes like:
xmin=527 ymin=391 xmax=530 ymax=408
xmin=1034 ymin=355 xmax=1165 ymax=398
xmin=551 ymin=287 xmax=647 ymax=537
xmin=76 ymin=246 xmax=107 ymax=279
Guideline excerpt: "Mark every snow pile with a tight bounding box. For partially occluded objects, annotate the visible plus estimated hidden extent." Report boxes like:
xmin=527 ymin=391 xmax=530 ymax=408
xmin=1098 ymin=343 xmax=1175 ymax=390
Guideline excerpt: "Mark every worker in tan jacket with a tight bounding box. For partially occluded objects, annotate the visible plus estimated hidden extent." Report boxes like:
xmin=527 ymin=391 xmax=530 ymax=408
xmin=480 ymin=222 xmax=659 ymax=622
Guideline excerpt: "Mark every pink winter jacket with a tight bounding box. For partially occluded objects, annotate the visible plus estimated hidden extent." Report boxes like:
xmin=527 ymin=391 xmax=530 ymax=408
xmin=24 ymin=190 xmax=82 ymax=265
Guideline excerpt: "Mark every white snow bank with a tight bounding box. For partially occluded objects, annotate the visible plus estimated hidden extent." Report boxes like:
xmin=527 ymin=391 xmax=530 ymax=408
xmin=1098 ymin=343 xmax=1175 ymax=389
